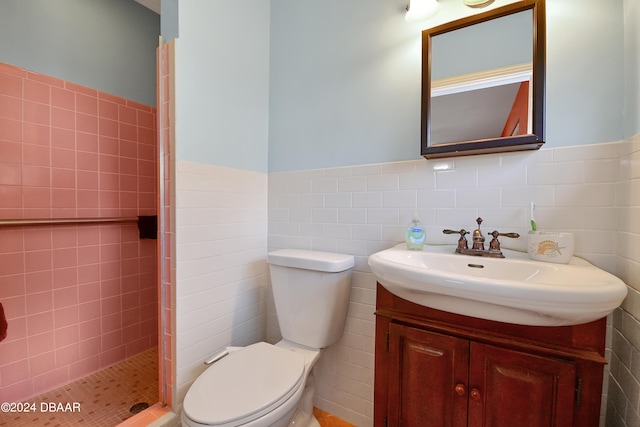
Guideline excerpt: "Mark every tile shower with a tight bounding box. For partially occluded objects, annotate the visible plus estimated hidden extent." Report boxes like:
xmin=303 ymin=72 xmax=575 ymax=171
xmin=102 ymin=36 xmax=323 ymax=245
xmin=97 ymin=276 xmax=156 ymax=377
xmin=0 ymin=62 xmax=158 ymax=410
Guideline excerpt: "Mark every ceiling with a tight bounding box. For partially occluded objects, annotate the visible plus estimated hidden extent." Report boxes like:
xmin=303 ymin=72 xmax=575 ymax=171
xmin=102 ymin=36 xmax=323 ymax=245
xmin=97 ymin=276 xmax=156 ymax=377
xmin=134 ymin=0 xmax=160 ymax=14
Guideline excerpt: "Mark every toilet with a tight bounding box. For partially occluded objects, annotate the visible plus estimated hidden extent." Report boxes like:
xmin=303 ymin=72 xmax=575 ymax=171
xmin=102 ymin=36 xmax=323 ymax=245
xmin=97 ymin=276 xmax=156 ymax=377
xmin=181 ymin=249 xmax=355 ymax=427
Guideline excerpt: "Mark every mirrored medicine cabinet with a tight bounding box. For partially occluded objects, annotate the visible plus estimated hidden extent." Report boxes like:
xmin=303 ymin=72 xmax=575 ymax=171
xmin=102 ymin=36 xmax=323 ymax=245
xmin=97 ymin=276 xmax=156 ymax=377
xmin=421 ymin=0 xmax=546 ymax=159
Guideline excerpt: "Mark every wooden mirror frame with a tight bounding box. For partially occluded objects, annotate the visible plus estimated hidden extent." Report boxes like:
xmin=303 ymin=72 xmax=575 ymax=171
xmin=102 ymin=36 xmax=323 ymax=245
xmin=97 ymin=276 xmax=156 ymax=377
xmin=421 ymin=0 xmax=546 ymax=159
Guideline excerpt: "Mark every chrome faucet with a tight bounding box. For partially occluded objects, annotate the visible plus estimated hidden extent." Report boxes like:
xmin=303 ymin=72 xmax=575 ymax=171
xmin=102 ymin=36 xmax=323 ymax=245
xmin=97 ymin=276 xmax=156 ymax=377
xmin=443 ymin=217 xmax=519 ymax=258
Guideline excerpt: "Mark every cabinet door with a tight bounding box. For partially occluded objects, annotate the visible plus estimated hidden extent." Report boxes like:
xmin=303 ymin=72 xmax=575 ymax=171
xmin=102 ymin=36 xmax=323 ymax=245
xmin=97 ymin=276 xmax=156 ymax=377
xmin=388 ymin=323 xmax=469 ymax=427
xmin=468 ymin=342 xmax=576 ymax=427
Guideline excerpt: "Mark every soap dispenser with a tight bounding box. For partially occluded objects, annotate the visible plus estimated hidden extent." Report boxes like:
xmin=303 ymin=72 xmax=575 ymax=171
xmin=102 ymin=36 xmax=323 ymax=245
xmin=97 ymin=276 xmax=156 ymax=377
xmin=406 ymin=215 xmax=425 ymax=251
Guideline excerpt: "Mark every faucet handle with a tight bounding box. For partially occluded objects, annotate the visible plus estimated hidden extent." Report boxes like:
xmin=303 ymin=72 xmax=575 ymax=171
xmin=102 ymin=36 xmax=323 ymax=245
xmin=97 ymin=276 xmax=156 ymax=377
xmin=488 ymin=230 xmax=520 ymax=252
xmin=443 ymin=229 xmax=469 ymax=250
xmin=490 ymin=231 xmax=520 ymax=239
xmin=443 ymin=229 xmax=468 ymax=236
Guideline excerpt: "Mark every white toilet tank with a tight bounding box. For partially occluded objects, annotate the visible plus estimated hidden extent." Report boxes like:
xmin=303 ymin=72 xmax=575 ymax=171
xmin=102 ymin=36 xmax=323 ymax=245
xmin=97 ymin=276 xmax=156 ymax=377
xmin=267 ymin=249 xmax=355 ymax=349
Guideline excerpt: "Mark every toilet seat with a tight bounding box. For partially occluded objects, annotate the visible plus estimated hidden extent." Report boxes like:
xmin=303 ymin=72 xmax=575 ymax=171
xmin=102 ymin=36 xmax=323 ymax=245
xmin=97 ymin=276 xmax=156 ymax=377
xmin=183 ymin=342 xmax=306 ymax=426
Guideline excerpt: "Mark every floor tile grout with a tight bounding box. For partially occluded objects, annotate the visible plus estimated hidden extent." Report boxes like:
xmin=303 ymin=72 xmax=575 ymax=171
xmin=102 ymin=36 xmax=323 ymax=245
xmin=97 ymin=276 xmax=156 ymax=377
xmin=0 ymin=347 xmax=158 ymax=427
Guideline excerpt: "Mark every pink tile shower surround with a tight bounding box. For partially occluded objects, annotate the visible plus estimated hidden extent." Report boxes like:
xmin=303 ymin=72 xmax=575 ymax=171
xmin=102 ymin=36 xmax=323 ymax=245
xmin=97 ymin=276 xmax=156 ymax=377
xmin=0 ymin=62 xmax=158 ymax=402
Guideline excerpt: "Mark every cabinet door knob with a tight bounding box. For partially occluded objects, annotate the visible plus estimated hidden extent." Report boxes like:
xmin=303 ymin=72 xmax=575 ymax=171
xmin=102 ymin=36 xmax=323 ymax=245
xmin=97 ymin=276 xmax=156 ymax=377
xmin=454 ymin=384 xmax=466 ymax=396
xmin=470 ymin=388 xmax=481 ymax=401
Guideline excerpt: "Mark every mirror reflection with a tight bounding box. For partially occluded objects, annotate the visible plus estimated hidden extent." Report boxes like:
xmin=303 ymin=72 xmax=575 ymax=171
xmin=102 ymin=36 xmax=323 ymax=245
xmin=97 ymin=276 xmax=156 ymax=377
xmin=422 ymin=1 xmax=545 ymax=158
xmin=431 ymin=10 xmax=532 ymax=145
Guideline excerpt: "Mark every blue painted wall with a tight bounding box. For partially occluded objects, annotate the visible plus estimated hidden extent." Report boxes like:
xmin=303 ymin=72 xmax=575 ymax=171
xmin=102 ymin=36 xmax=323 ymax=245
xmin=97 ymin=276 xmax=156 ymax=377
xmin=269 ymin=0 xmax=422 ymax=172
xmin=545 ymin=0 xmax=624 ymax=148
xmin=173 ymin=0 xmax=270 ymax=173
xmin=431 ymin=10 xmax=532 ymax=80
xmin=0 ymin=0 xmax=159 ymax=106
xmin=161 ymin=0 xmax=179 ymax=42
xmin=624 ymin=0 xmax=640 ymax=138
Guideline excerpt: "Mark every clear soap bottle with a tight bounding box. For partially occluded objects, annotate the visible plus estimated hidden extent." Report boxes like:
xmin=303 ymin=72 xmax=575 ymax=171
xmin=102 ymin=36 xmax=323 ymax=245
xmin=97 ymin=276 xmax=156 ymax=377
xmin=406 ymin=216 xmax=425 ymax=250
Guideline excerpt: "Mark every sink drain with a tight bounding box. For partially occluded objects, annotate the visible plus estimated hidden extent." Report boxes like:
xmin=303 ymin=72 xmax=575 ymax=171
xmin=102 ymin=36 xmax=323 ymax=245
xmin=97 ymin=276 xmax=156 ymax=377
xmin=129 ymin=402 xmax=150 ymax=414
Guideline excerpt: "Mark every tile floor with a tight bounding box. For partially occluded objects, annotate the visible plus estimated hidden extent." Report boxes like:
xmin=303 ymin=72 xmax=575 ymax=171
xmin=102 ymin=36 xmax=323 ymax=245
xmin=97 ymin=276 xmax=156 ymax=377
xmin=314 ymin=408 xmax=356 ymax=427
xmin=0 ymin=346 xmax=356 ymax=427
xmin=0 ymin=347 xmax=158 ymax=427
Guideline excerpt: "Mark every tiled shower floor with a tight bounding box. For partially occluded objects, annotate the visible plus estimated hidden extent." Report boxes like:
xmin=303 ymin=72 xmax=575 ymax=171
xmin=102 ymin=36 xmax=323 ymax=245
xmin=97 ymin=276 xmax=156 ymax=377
xmin=0 ymin=347 xmax=158 ymax=427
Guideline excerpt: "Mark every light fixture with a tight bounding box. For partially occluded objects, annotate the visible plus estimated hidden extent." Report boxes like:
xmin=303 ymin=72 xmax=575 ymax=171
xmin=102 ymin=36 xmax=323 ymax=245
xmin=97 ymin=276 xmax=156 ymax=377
xmin=463 ymin=0 xmax=495 ymax=7
xmin=405 ymin=0 xmax=440 ymax=23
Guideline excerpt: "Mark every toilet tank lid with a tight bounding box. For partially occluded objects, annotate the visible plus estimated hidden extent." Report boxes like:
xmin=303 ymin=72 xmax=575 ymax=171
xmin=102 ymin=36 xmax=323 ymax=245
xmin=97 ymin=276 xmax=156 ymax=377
xmin=267 ymin=249 xmax=354 ymax=273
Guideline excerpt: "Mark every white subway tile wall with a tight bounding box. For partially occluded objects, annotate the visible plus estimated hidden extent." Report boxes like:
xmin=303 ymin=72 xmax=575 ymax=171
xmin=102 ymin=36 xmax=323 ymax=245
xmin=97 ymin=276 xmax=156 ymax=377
xmin=169 ymin=138 xmax=640 ymax=427
xmin=267 ymin=138 xmax=640 ymax=427
xmin=608 ymin=133 xmax=640 ymax=427
xmin=175 ymin=161 xmax=268 ymax=410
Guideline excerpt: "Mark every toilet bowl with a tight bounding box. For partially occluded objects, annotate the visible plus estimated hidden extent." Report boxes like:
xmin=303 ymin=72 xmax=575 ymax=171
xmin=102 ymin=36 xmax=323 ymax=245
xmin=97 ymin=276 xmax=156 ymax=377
xmin=181 ymin=341 xmax=318 ymax=427
xmin=181 ymin=249 xmax=354 ymax=427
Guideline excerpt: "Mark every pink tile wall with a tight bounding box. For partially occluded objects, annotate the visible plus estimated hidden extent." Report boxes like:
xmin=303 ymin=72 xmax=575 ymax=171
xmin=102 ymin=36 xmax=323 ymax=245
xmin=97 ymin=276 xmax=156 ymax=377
xmin=0 ymin=62 xmax=158 ymax=402
xmin=0 ymin=62 xmax=156 ymax=220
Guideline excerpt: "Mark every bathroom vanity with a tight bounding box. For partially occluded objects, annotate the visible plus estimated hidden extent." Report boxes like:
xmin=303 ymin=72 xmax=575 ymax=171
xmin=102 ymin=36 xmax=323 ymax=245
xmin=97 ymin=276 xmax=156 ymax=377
xmin=374 ymin=284 xmax=607 ymax=427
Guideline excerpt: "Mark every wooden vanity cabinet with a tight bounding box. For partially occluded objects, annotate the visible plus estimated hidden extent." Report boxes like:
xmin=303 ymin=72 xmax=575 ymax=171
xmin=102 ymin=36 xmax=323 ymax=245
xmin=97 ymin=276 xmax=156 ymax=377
xmin=374 ymin=284 xmax=607 ymax=427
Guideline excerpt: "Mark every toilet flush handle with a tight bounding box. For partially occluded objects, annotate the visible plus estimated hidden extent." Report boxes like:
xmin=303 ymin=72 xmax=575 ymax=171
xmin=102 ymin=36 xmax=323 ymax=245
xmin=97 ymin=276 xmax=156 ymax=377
xmin=204 ymin=346 xmax=242 ymax=365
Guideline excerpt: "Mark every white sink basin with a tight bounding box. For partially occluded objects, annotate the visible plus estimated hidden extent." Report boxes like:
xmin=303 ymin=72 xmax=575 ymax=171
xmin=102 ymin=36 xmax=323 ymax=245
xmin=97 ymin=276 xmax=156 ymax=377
xmin=368 ymin=244 xmax=627 ymax=326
